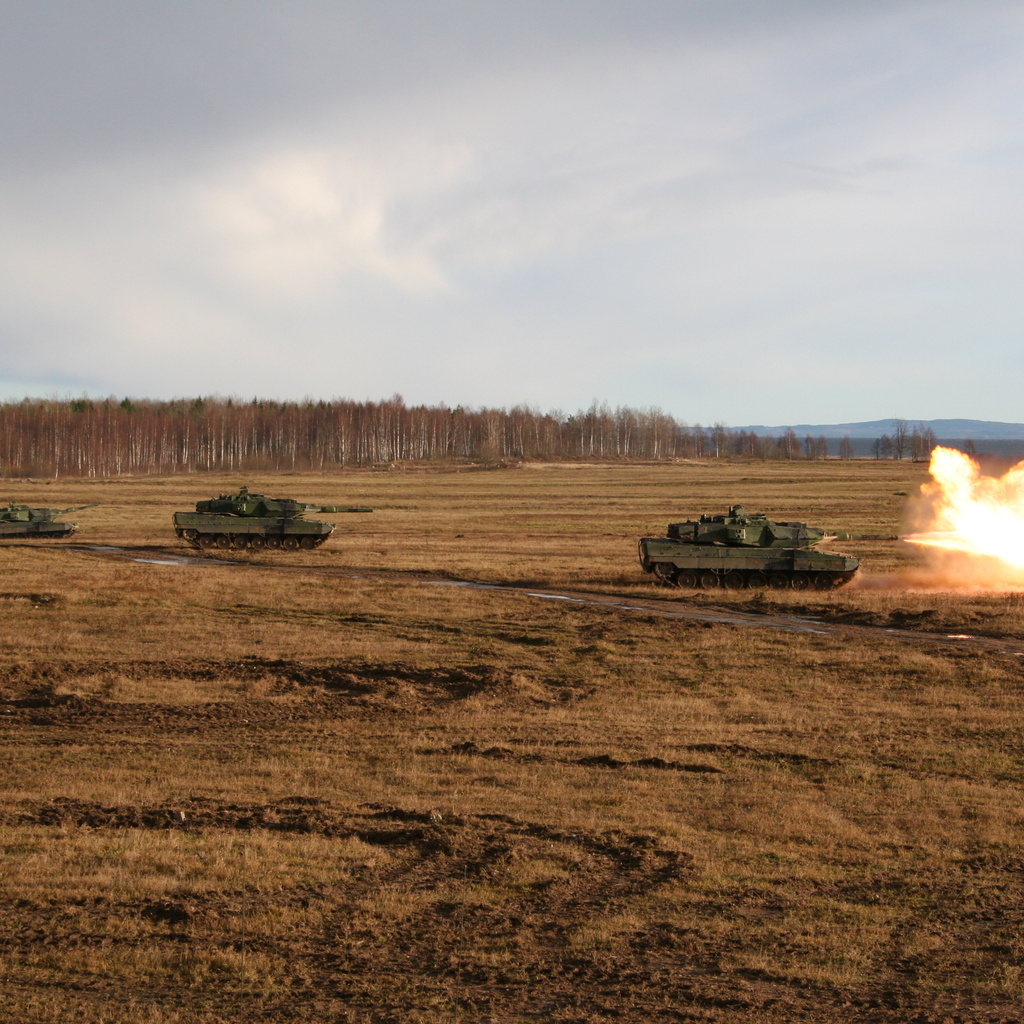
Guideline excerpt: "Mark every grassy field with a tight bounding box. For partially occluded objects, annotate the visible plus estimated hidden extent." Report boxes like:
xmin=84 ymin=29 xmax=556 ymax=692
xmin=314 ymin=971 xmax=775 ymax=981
xmin=1 ymin=460 xmax=1022 ymax=1023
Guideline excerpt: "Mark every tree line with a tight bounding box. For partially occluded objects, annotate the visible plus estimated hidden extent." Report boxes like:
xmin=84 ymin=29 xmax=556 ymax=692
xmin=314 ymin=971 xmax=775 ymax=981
xmin=0 ymin=397 xmax=934 ymax=477
xmin=870 ymin=419 xmax=938 ymax=461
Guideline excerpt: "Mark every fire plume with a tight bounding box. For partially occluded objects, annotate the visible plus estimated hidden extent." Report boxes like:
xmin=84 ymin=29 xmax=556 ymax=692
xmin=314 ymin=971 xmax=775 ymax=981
xmin=904 ymin=446 xmax=1024 ymax=584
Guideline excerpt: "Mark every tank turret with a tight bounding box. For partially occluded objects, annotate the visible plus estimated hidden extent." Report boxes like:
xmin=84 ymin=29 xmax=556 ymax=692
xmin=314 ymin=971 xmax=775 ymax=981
xmin=174 ymin=486 xmax=372 ymax=551
xmin=195 ymin=487 xmax=373 ymax=518
xmin=0 ymin=503 xmax=97 ymax=539
xmin=640 ymin=504 xmax=868 ymax=591
xmin=666 ymin=505 xmax=830 ymax=548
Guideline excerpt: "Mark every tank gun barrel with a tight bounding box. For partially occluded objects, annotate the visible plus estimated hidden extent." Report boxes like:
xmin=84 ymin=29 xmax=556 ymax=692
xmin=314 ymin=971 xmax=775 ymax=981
xmin=316 ymin=505 xmax=373 ymax=513
xmin=823 ymin=531 xmax=897 ymax=541
xmin=56 ymin=504 xmax=99 ymax=515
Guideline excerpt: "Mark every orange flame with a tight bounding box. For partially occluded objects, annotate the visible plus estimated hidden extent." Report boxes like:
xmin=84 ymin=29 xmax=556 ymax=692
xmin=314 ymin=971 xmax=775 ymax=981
xmin=904 ymin=446 xmax=1024 ymax=586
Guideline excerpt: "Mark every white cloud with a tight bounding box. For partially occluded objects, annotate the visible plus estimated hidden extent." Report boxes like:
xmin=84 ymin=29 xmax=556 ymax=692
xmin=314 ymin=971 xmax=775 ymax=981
xmin=194 ymin=143 xmax=473 ymax=299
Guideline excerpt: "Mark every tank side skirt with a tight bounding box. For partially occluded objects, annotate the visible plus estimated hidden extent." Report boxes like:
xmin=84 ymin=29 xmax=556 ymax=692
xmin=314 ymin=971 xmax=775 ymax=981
xmin=173 ymin=512 xmax=337 ymax=549
xmin=0 ymin=521 xmax=77 ymax=538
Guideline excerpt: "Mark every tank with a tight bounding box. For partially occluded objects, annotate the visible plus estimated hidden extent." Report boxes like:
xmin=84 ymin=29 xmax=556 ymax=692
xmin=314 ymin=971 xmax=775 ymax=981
xmin=638 ymin=504 xmax=863 ymax=591
xmin=173 ymin=486 xmax=373 ymax=551
xmin=0 ymin=503 xmax=97 ymax=540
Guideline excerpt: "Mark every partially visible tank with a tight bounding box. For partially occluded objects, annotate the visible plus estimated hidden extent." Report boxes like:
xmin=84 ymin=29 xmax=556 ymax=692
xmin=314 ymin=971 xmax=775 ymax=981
xmin=0 ymin=503 xmax=97 ymax=540
xmin=173 ymin=486 xmax=372 ymax=551
xmin=638 ymin=504 xmax=865 ymax=591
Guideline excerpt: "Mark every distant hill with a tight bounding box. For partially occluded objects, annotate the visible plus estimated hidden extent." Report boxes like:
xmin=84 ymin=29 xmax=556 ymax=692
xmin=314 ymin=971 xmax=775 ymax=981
xmin=730 ymin=419 xmax=1024 ymax=440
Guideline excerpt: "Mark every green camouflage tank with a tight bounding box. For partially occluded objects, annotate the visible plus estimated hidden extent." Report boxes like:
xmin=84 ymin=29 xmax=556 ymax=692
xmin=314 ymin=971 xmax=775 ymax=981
xmin=638 ymin=504 xmax=866 ymax=591
xmin=0 ymin=502 xmax=97 ymax=540
xmin=173 ymin=486 xmax=372 ymax=551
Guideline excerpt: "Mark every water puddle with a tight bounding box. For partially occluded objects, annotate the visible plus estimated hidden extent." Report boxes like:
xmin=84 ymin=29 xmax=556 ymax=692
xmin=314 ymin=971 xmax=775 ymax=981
xmin=80 ymin=545 xmax=232 ymax=568
xmin=432 ymin=580 xmax=504 ymax=590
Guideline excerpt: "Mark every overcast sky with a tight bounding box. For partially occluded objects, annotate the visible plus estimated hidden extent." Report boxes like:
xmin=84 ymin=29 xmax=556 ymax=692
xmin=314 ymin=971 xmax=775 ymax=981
xmin=1 ymin=0 xmax=1022 ymax=425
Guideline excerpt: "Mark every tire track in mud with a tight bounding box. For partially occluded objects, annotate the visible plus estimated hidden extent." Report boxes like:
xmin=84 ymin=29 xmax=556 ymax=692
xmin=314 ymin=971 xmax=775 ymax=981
xmin=5 ymin=684 xmax=1009 ymax=788
xmin=5 ymin=797 xmax=1021 ymax=1024
xmin=0 ymin=654 xmax=594 ymax=719
xmin=429 ymin=739 xmax=982 ymax=783
xmin=430 ymin=739 xmax=725 ymax=774
xmin=72 ymin=544 xmax=1024 ymax=658
xmin=1 ymin=680 xmax=844 ymax=783
xmin=0 ymin=797 xmax=695 ymax=1020
xmin=2 ymin=796 xmax=691 ymax=875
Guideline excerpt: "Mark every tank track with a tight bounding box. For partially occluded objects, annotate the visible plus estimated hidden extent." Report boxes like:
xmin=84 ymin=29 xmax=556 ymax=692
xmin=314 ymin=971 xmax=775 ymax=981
xmin=653 ymin=565 xmax=855 ymax=591
xmin=176 ymin=530 xmax=329 ymax=552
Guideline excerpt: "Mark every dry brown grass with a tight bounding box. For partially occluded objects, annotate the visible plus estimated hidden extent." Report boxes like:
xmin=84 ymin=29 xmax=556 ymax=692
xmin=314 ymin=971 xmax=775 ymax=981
xmin=1 ymin=460 xmax=1023 ymax=1022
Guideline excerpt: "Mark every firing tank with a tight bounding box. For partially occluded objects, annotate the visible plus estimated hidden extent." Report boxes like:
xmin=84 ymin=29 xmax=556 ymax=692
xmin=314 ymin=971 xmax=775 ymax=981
xmin=638 ymin=504 xmax=868 ymax=591
xmin=173 ymin=486 xmax=373 ymax=551
xmin=0 ymin=502 xmax=97 ymax=540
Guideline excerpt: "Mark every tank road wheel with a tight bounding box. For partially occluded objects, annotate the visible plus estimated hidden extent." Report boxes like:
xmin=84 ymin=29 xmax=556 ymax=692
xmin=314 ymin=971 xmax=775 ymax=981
xmin=182 ymin=529 xmax=199 ymax=545
xmin=300 ymin=536 xmax=317 ymax=550
xmin=198 ymin=534 xmax=217 ymax=550
xmin=747 ymin=572 xmax=768 ymax=589
xmin=282 ymin=537 xmax=300 ymax=551
xmin=814 ymin=573 xmax=835 ymax=591
xmin=723 ymin=571 xmax=745 ymax=590
xmin=675 ymin=570 xmax=698 ymax=589
xmin=265 ymin=536 xmax=282 ymax=550
xmin=248 ymin=536 xmax=266 ymax=552
xmin=769 ymin=572 xmax=790 ymax=590
xmin=790 ymin=573 xmax=811 ymax=591
xmin=653 ymin=564 xmax=675 ymax=585
xmin=231 ymin=535 xmax=249 ymax=550
xmin=215 ymin=535 xmax=232 ymax=549
xmin=699 ymin=571 xmax=720 ymax=589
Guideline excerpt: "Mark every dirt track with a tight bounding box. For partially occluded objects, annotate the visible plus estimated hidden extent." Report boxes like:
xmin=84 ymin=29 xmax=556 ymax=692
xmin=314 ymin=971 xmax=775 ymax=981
xmin=74 ymin=543 xmax=1024 ymax=658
